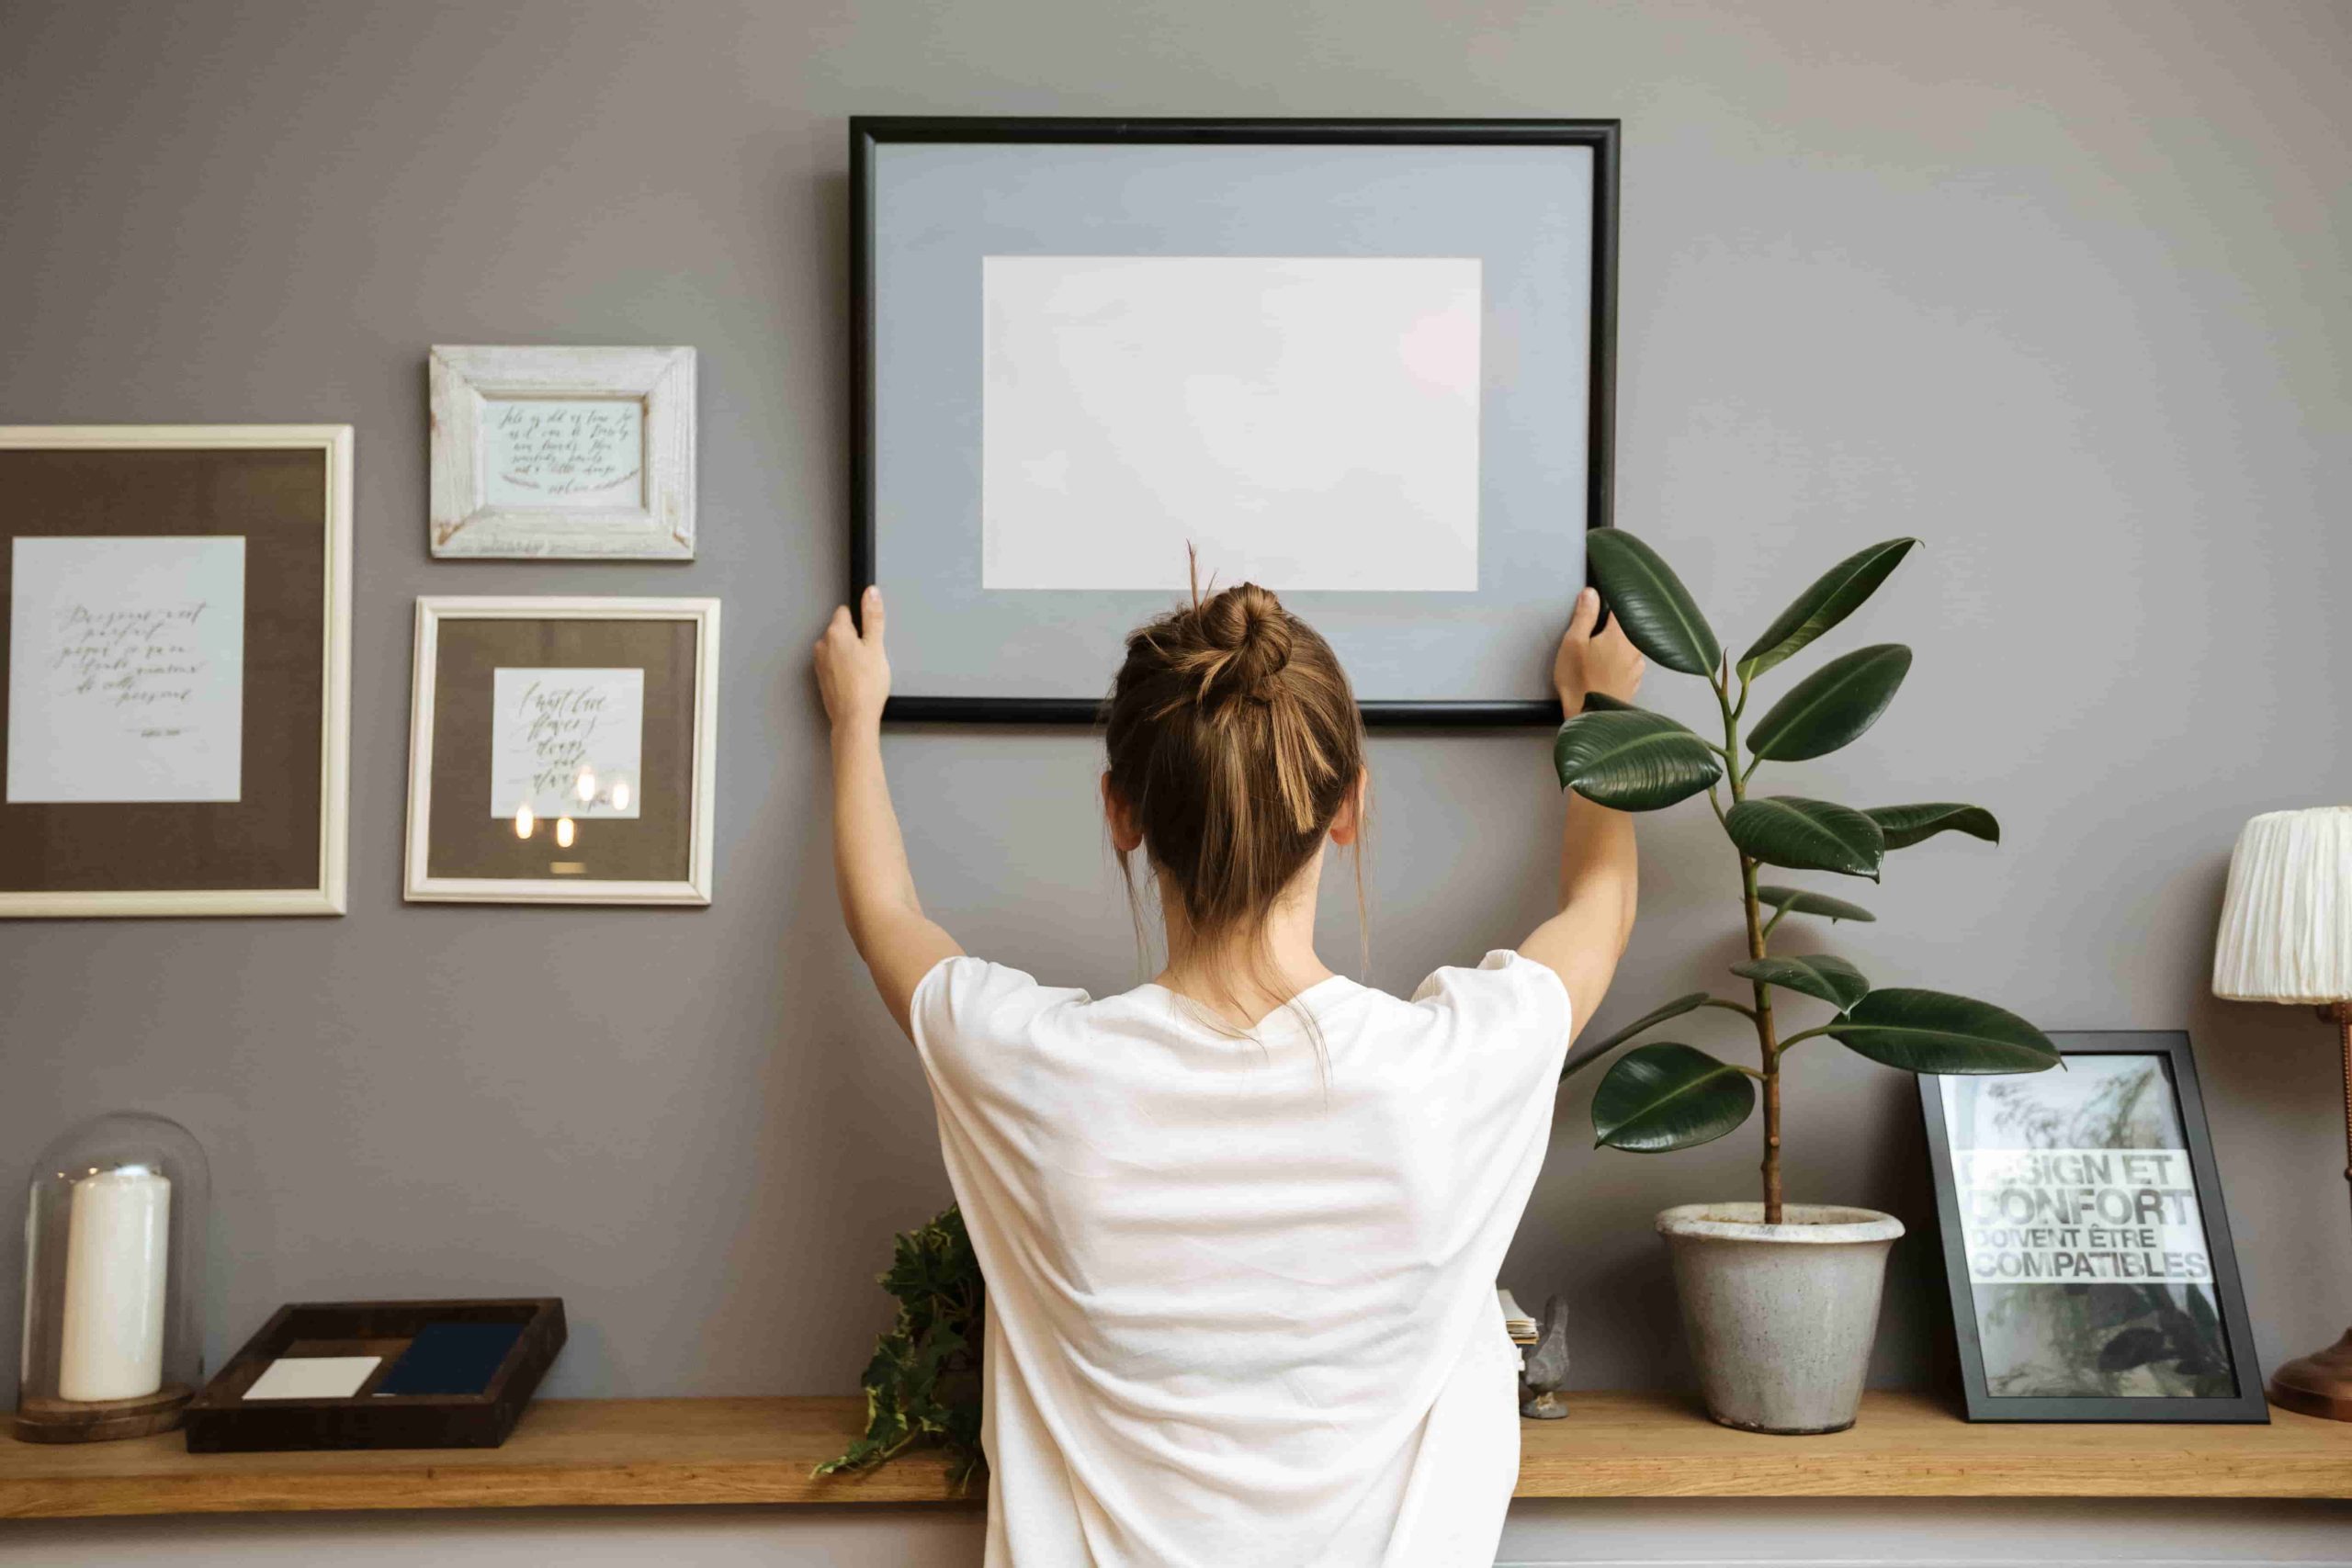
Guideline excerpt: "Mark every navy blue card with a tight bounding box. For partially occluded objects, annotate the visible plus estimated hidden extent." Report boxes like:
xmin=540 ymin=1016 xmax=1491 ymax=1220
xmin=375 ymin=1321 xmax=524 ymax=1397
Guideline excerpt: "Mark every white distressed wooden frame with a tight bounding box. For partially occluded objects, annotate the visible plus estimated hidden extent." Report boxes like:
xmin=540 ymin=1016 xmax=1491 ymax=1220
xmin=405 ymin=596 xmax=719 ymax=906
xmin=429 ymin=345 xmax=695 ymax=559
xmin=0 ymin=424 xmax=354 ymax=919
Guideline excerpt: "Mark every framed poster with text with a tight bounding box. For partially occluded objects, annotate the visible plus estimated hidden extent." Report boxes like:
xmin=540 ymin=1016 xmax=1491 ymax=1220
xmin=404 ymin=597 xmax=719 ymax=906
xmin=0 ymin=425 xmax=353 ymax=918
xmin=1917 ymin=1032 xmax=2267 ymax=1422
xmin=854 ymin=117 xmax=1619 ymax=725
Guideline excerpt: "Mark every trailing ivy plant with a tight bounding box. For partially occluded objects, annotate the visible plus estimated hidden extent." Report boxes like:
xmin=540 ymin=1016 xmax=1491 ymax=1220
xmin=1556 ymin=530 xmax=2058 ymax=1223
xmin=815 ymin=1203 xmax=986 ymax=1490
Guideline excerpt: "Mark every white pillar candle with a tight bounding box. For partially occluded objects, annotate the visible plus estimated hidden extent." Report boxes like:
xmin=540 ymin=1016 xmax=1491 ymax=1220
xmin=58 ymin=1166 xmax=171 ymax=1403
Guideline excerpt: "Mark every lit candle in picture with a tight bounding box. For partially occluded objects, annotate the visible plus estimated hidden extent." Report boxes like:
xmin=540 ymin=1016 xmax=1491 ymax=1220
xmin=58 ymin=1165 xmax=171 ymax=1403
xmin=514 ymin=801 xmax=536 ymax=839
xmin=556 ymin=816 xmax=576 ymax=848
xmin=610 ymin=778 xmax=631 ymax=813
xmin=575 ymin=767 xmax=597 ymax=805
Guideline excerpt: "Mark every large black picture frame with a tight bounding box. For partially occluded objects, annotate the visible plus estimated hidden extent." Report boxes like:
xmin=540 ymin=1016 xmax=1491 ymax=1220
xmin=851 ymin=116 xmax=1621 ymax=727
xmin=1917 ymin=1032 xmax=2268 ymax=1423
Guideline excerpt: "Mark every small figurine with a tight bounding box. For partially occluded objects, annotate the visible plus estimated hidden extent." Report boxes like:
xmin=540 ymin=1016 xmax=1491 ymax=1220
xmin=1518 ymin=1293 xmax=1571 ymax=1419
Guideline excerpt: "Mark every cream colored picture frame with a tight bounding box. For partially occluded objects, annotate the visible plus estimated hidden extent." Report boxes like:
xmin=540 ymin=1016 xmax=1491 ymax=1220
xmin=0 ymin=424 xmax=354 ymax=919
xmin=404 ymin=596 xmax=719 ymax=906
xmin=429 ymin=345 xmax=696 ymax=559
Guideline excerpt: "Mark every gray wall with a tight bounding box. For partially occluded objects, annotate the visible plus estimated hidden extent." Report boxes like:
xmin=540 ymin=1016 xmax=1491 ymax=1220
xmin=4 ymin=0 xmax=2348 ymax=1434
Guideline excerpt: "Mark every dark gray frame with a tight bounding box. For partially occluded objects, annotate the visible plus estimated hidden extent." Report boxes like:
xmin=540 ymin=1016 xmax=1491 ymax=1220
xmin=1916 ymin=1032 xmax=2268 ymax=1423
xmin=850 ymin=115 xmax=1621 ymax=727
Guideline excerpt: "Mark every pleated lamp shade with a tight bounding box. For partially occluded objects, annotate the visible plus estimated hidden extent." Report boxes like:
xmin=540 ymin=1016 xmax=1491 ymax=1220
xmin=2211 ymin=806 xmax=2352 ymax=1003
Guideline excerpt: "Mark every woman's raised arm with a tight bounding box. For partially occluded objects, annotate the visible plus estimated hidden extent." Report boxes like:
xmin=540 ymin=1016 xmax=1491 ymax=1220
xmin=1517 ymin=589 xmax=1645 ymax=1036
xmin=815 ymin=587 xmax=963 ymax=1037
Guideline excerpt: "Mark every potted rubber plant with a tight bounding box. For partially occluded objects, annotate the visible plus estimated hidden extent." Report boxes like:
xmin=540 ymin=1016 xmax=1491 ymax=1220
xmin=1555 ymin=529 xmax=2058 ymax=1435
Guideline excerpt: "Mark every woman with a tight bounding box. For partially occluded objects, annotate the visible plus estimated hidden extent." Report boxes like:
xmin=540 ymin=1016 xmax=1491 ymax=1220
xmin=815 ymin=578 xmax=1642 ymax=1566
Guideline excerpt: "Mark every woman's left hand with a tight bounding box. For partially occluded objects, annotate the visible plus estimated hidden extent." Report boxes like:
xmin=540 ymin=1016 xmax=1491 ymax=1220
xmin=1553 ymin=587 xmax=1644 ymax=715
xmin=816 ymin=586 xmax=892 ymax=733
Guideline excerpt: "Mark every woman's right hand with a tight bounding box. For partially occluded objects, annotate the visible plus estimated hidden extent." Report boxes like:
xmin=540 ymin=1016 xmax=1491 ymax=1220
xmin=1553 ymin=587 xmax=1645 ymax=715
xmin=815 ymin=585 xmax=892 ymax=736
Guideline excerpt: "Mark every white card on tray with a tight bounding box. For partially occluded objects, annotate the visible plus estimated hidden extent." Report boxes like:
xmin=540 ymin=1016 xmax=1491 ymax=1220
xmin=243 ymin=1355 xmax=380 ymax=1401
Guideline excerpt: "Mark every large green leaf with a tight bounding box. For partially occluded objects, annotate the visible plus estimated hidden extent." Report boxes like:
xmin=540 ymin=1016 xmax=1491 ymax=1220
xmin=1730 ymin=953 xmax=1871 ymax=1012
xmin=1561 ymin=991 xmax=1713 ymax=1079
xmin=1865 ymin=803 xmax=2000 ymax=851
xmin=1724 ymin=796 xmax=1884 ymax=879
xmin=1737 ymin=537 xmax=1920 ymax=681
xmin=1592 ymin=1043 xmax=1756 ymax=1152
xmin=1554 ymin=707 xmax=1724 ymax=810
xmin=1586 ymin=528 xmax=1722 ymax=677
xmin=1756 ymin=886 xmax=1876 ymax=923
xmin=1747 ymin=644 xmax=1913 ymax=761
xmin=1826 ymin=988 xmax=2060 ymax=1074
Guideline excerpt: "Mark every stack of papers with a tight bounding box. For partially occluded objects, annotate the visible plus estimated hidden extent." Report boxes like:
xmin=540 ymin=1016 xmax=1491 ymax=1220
xmin=1497 ymin=1288 xmax=1538 ymax=1346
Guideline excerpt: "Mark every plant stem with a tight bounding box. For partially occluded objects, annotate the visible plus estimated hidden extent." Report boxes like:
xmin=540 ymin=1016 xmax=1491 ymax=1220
xmin=1717 ymin=665 xmax=1783 ymax=1224
xmin=1745 ymin=856 xmax=1784 ymax=1224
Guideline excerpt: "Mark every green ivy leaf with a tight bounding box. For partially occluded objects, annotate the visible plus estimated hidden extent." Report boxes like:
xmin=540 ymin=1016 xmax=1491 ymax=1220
xmin=816 ymin=1204 xmax=987 ymax=1493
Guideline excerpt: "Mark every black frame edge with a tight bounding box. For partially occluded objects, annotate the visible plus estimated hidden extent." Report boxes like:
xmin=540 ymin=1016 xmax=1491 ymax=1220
xmin=852 ymin=116 xmax=1618 ymax=728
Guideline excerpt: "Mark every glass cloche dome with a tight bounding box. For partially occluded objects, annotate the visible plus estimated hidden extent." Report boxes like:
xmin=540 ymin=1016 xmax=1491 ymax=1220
xmin=15 ymin=1111 xmax=209 ymax=1442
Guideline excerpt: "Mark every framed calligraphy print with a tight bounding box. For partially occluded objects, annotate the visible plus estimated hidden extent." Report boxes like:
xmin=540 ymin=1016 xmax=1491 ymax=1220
xmin=1917 ymin=1032 xmax=2267 ymax=1423
xmin=853 ymin=117 xmax=1618 ymax=724
xmin=0 ymin=425 xmax=354 ymax=918
xmin=429 ymin=345 xmax=696 ymax=559
xmin=404 ymin=597 xmax=719 ymax=906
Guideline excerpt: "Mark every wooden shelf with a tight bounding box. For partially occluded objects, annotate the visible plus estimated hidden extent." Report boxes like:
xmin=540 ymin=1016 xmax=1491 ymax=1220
xmin=2 ymin=1392 xmax=2348 ymax=1520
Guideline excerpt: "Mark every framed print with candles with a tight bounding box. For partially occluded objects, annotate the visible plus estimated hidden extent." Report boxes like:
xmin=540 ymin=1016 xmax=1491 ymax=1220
xmin=1917 ymin=1032 xmax=2267 ymax=1423
xmin=403 ymin=597 xmax=719 ymax=905
xmin=0 ymin=425 xmax=353 ymax=918
xmin=853 ymin=117 xmax=1620 ymax=724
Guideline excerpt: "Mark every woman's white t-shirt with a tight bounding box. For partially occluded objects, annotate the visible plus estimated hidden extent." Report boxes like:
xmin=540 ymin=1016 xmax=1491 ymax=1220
xmin=910 ymin=949 xmax=1571 ymax=1567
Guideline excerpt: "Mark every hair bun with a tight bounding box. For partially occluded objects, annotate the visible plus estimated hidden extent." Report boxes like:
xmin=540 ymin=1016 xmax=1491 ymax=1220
xmin=1105 ymin=565 xmax=1364 ymax=873
xmin=1198 ymin=583 xmax=1293 ymax=701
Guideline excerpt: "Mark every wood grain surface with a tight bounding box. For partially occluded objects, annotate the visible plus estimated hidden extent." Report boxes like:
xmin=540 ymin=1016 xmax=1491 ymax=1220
xmin=2 ymin=1391 xmax=2347 ymax=1520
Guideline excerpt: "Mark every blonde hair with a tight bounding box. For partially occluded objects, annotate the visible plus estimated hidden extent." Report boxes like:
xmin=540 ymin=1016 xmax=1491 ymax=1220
xmin=1102 ymin=570 xmax=1368 ymax=1039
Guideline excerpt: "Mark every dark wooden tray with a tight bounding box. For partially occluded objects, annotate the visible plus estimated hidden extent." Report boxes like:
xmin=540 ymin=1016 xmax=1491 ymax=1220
xmin=186 ymin=1298 xmax=565 ymax=1453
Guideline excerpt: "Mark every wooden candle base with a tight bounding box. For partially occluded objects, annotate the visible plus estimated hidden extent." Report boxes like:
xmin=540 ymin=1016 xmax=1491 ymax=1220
xmin=13 ymin=1384 xmax=193 ymax=1444
xmin=2271 ymin=1327 xmax=2352 ymax=1423
xmin=2278 ymin=1005 xmax=2352 ymax=1421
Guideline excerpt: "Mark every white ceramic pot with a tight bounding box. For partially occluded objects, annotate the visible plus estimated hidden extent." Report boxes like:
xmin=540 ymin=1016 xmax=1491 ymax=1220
xmin=1655 ymin=1202 xmax=1905 ymax=1435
